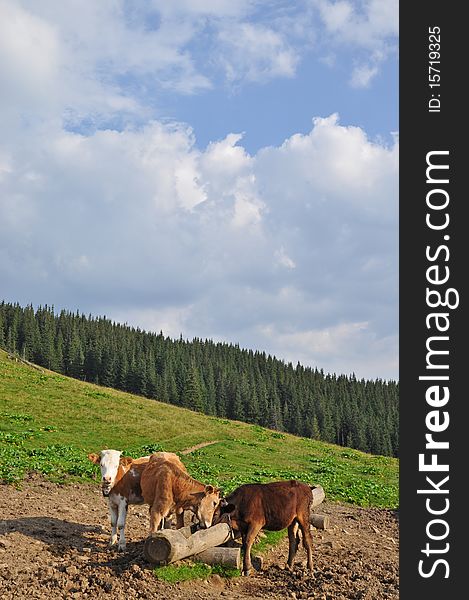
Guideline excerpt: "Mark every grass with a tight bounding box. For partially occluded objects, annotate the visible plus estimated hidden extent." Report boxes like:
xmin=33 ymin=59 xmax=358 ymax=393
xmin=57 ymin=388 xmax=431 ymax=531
xmin=0 ymin=349 xmax=398 ymax=508
xmin=154 ymin=562 xmax=239 ymax=582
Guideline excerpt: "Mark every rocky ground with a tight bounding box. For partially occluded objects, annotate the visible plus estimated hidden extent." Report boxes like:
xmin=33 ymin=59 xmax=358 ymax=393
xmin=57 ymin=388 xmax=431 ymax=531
xmin=0 ymin=475 xmax=398 ymax=599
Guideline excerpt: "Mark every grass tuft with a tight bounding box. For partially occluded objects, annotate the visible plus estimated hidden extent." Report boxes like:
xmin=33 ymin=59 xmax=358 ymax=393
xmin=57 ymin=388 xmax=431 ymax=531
xmin=153 ymin=562 xmax=239 ymax=582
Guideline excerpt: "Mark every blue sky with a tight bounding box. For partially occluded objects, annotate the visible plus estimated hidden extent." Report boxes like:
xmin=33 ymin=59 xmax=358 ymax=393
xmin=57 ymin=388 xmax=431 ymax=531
xmin=0 ymin=0 xmax=398 ymax=380
xmin=165 ymin=53 xmax=398 ymax=154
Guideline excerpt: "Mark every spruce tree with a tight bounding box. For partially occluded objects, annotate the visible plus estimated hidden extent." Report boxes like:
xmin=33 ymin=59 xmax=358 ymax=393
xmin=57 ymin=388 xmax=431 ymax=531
xmin=182 ymin=363 xmax=204 ymax=412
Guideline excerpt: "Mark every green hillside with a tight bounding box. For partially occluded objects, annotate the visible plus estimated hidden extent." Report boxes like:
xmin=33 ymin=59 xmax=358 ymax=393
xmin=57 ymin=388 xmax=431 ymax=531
xmin=0 ymin=302 xmax=399 ymax=458
xmin=0 ymin=350 xmax=398 ymax=508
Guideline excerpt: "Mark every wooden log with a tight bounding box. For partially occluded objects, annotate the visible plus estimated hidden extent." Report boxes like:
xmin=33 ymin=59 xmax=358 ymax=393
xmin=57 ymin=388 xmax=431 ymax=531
xmin=193 ymin=547 xmax=241 ymax=568
xmin=310 ymin=485 xmax=325 ymax=508
xmin=310 ymin=514 xmax=330 ymax=530
xmin=176 ymin=524 xmax=199 ymax=539
xmin=144 ymin=523 xmax=232 ymax=565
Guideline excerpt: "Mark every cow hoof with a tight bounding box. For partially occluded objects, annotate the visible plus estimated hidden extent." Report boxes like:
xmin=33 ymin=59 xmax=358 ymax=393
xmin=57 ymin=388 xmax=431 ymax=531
xmin=118 ymin=545 xmax=126 ymax=552
xmin=242 ymin=570 xmax=252 ymax=577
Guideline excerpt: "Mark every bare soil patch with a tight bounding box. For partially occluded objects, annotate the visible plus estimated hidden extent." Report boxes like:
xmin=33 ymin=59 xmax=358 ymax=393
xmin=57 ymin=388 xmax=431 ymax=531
xmin=0 ymin=476 xmax=398 ymax=599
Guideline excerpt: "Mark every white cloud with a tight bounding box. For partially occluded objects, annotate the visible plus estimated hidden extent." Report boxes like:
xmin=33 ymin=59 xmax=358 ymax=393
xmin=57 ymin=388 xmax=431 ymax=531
xmin=109 ymin=305 xmax=195 ymax=340
xmin=259 ymin=320 xmax=398 ymax=379
xmin=314 ymin=0 xmax=398 ymax=87
xmin=0 ymin=0 xmax=60 ymax=123
xmin=0 ymin=112 xmax=397 ymax=379
xmin=315 ymin=0 xmax=398 ymax=46
xmin=0 ymin=1 xmax=398 ymax=379
xmin=0 ymin=0 xmax=306 ymax=131
xmin=0 ymin=0 xmax=398 ymax=139
xmin=256 ymin=114 xmax=398 ymax=219
xmin=317 ymin=0 xmax=354 ymax=32
xmin=275 ymin=247 xmax=296 ymax=269
xmin=350 ymin=63 xmax=379 ymax=88
xmin=216 ymin=23 xmax=299 ymax=84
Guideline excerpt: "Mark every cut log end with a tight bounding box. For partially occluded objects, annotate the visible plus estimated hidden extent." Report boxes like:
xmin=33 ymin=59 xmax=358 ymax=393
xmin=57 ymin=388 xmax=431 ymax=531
xmin=310 ymin=514 xmax=330 ymax=530
xmin=144 ymin=536 xmax=172 ymax=565
xmin=310 ymin=485 xmax=325 ymax=508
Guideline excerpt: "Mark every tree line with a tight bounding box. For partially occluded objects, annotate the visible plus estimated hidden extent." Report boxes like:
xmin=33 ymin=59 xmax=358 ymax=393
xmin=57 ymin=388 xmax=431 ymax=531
xmin=0 ymin=301 xmax=399 ymax=457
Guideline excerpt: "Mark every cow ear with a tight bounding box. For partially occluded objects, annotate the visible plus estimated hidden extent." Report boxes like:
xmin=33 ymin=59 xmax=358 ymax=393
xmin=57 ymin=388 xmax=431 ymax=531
xmin=120 ymin=457 xmax=133 ymax=466
xmin=88 ymin=453 xmax=101 ymax=465
xmin=204 ymin=485 xmax=214 ymax=495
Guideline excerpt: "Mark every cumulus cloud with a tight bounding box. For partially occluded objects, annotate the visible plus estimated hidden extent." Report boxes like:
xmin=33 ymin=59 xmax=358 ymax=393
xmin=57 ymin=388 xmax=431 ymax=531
xmin=350 ymin=63 xmax=379 ymax=88
xmin=0 ymin=0 xmax=398 ymax=141
xmin=315 ymin=0 xmax=398 ymax=46
xmin=314 ymin=0 xmax=398 ymax=87
xmin=216 ymin=23 xmax=299 ymax=84
xmin=0 ymin=0 xmax=305 ymax=131
xmin=0 ymin=112 xmax=398 ymax=379
xmin=0 ymin=1 xmax=398 ymax=379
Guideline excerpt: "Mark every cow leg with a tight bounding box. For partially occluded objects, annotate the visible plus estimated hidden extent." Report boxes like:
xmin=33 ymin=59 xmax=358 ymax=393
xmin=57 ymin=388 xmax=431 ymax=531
xmin=108 ymin=501 xmax=118 ymax=548
xmin=175 ymin=510 xmax=184 ymax=529
xmin=297 ymin=515 xmax=314 ymax=575
xmin=287 ymin=521 xmax=301 ymax=568
xmin=242 ymin=524 xmax=261 ymax=576
xmin=149 ymin=504 xmax=164 ymax=535
xmin=116 ymin=496 xmax=129 ymax=551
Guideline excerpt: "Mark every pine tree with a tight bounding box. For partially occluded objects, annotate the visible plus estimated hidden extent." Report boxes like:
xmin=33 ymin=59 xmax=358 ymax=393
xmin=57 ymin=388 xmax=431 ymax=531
xmin=0 ymin=311 xmax=5 ymax=348
xmin=182 ymin=363 xmax=204 ymax=412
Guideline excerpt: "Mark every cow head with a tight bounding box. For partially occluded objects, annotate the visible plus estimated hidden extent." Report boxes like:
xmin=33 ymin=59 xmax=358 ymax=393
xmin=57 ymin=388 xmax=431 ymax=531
xmin=211 ymin=497 xmax=235 ymax=526
xmin=88 ymin=449 xmax=122 ymax=497
xmin=195 ymin=485 xmax=221 ymax=529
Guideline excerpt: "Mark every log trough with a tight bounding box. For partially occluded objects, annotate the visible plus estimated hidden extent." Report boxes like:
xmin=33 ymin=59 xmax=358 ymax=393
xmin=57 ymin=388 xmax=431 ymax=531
xmin=144 ymin=523 xmax=233 ymax=565
xmin=144 ymin=484 xmax=327 ymax=568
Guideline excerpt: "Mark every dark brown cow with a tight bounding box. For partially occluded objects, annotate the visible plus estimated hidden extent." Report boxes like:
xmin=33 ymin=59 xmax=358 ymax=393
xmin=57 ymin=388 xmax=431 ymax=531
xmin=215 ymin=480 xmax=314 ymax=576
xmin=140 ymin=453 xmax=221 ymax=533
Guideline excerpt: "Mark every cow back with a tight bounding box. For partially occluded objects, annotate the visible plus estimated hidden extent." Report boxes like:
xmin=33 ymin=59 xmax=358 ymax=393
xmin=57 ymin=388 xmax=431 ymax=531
xmin=223 ymin=480 xmax=313 ymax=531
xmin=140 ymin=454 xmax=191 ymax=507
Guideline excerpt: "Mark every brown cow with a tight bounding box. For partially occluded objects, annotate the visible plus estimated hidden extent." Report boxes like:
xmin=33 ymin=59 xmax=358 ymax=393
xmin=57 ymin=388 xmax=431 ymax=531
xmin=140 ymin=453 xmax=221 ymax=533
xmin=88 ymin=450 xmax=183 ymax=551
xmin=215 ymin=480 xmax=314 ymax=576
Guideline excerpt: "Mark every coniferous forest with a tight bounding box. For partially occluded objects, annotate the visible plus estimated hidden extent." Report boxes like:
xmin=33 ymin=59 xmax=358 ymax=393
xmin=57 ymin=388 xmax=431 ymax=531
xmin=0 ymin=301 xmax=399 ymax=457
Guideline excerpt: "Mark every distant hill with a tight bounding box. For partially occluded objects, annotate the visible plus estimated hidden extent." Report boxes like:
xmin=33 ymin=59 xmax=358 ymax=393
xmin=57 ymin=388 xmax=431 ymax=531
xmin=0 ymin=301 xmax=399 ymax=456
xmin=0 ymin=349 xmax=398 ymax=508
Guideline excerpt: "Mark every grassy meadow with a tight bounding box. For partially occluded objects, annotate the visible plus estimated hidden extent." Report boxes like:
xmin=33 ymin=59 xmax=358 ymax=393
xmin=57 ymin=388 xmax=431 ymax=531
xmin=0 ymin=350 xmax=398 ymax=508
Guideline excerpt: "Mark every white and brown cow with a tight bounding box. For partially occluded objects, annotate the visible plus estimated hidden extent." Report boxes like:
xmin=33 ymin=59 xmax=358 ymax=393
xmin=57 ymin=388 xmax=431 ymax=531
xmin=88 ymin=450 xmax=184 ymax=551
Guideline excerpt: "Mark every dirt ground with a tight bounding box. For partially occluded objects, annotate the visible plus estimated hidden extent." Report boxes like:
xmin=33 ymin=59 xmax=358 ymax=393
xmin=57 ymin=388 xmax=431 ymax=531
xmin=0 ymin=475 xmax=398 ymax=600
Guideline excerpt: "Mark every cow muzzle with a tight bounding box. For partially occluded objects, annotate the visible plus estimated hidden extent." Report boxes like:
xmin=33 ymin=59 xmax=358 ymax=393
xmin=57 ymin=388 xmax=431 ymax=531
xmin=101 ymin=481 xmax=112 ymax=496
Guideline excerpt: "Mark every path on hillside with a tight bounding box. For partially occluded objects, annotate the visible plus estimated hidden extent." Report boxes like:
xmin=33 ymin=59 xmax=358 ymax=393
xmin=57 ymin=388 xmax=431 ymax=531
xmin=180 ymin=441 xmax=220 ymax=455
xmin=0 ymin=477 xmax=398 ymax=599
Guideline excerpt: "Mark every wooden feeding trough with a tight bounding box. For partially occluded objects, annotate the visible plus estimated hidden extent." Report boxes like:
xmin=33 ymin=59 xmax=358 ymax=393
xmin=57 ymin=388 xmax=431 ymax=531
xmin=144 ymin=523 xmax=234 ymax=566
xmin=143 ymin=484 xmax=327 ymax=568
